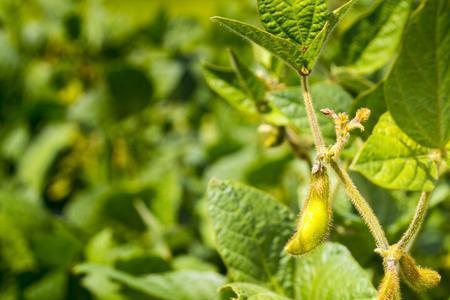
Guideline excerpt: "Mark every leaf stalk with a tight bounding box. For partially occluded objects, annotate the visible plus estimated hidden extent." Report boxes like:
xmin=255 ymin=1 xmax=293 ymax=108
xmin=397 ymin=192 xmax=430 ymax=251
xmin=330 ymin=161 xmax=389 ymax=249
xmin=300 ymin=76 xmax=325 ymax=154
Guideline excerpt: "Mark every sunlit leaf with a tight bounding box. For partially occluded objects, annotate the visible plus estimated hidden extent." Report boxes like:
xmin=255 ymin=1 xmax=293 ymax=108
xmin=352 ymin=113 xmax=438 ymax=191
xmin=385 ymin=0 xmax=450 ymax=148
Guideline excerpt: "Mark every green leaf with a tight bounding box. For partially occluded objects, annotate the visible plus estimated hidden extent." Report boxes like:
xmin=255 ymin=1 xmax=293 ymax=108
xmin=268 ymin=82 xmax=353 ymax=141
xmin=267 ymin=88 xmax=309 ymax=132
xmin=303 ymin=0 xmax=360 ymax=71
xmin=385 ymin=0 xmax=450 ymax=149
xmin=207 ymin=179 xmax=296 ymax=297
xmin=18 ymin=123 xmax=79 ymax=192
xmin=221 ymin=283 xmax=290 ymax=300
xmin=212 ymin=1 xmax=358 ymax=73
xmin=150 ymin=168 xmax=182 ymax=225
xmin=302 ymin=23 xmax=329 ymax=72
xmin=351 ymin=113 xmax=438 ymax=191
xmin=294 ymin=242 xmax=377 ymax=300
xmin=81 ymin=273 xmax=126 ymax=300
xmin=202 ymin=62 xmax=288 ymax=125
xmin=1 ymin=125 xmax=29 ymax=161
xmin=106 ymin=66 xmax=153 ymax=120
xmin=0 ymin=213 xmax=36 ymax=272
xmin=228 ymin=49 xmax=266 ymax=105
xmin=23 ymin=270 xmax=67 ymax=300
xmin=202 ymin=62 xmax=259 ymax=116
xmin=256 ymin=0 xmax=360 ymax=72
xmin=338 ymin=0 xmax=412 ymax=74
xmin=75 ymin=264 xmax=225 ymax=300
xmin=31 ymin=220 xmax=82 ymax=269
xmin=211 ymin=17 xmax=305 ymax=72
xmin=257 ymin=0 xmax=328 ymax=46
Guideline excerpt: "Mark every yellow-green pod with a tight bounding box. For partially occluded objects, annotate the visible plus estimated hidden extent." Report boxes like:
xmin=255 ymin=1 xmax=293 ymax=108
xmin=285 ymin=167 xmax=330 ymax=255
xmin=399 ymin=254 xmax=441 ymax=292
xmin=377 ymin=269 xmax=401 ymax=300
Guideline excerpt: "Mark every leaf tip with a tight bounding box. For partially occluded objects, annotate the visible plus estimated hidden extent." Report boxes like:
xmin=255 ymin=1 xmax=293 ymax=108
xmin=210 ymin=16 xmax=222 ymax=23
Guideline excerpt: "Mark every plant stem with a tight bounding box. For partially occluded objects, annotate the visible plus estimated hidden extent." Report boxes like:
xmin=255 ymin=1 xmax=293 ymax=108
xmin=300 ymin=76 xmax=325 ymax=153
xmin=330 ymin=161 xmax=389 ymax=249
xmin=397 ymin=192 xmax=430 ymax=251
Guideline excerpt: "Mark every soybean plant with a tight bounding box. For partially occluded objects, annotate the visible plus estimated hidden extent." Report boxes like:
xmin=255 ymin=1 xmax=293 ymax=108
xmin=204 ymin=0 xmax=449 ymax=299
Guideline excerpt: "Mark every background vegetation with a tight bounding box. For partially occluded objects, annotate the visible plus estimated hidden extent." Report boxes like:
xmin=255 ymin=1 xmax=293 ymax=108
xmin=0 ymin=0 xmax=448 ymax=299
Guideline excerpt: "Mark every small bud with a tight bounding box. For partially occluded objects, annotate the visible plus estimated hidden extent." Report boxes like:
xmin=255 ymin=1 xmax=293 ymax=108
xmin=258 ymin=124 xmax=284 ymax=147
xmin=336 ymin=112 xmax=349 ymax=126
xmin=377 ymin=269 xmax=401 ymax=300
xmin=399 ymin=254 xmax=441 ymax=292
xmin=320 ymin=108 xmax=337 ymax=119
xmin=355 ymin=108 xmax=371 ymax=123
xmin=285 ymin=168 xmax=331 ymax=255
xmin=347 ymin=108 xmax=371 ymax=132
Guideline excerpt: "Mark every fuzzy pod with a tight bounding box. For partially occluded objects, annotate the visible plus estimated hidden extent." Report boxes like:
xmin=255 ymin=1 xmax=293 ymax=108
xmin=399 ymin=253 xmax=441 ymax=292
xmin=377 ymin=269 xmax=401 ymax=300
xmin=285 ymin=167 xmax=330 ymax=255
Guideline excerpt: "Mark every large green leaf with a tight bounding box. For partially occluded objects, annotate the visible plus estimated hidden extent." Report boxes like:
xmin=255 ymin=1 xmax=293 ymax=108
xmin=218 ymin=243 xmax=378 ymax=300
xmin=207 ymin=179 xmax=295 ymax=297
xmin=212 ymin=1 xmax=358 ymax=74
xmin=351 ymin=113 xmax=438 ymax=191
xmin=256 ymin=0 xmax=360 ymax=72
xmin=338 ymin=0 xmax=412 ymax=74
xmin=221 ymin=283 xmax=290 ymax=300
xmin=268 ymin=82 xmax=353 ymax=141
xmin=385 ymin=0 xmax=450 ymax=149
xmin=258 ymin=0 xmax=328 ymax=46
xmin=75 ymin=264 xmax=225 ymax=300
xmin=294 ymin=243 xmax=377 ymax=300
xmin=211 ymin=17 xmax=305 ymax=72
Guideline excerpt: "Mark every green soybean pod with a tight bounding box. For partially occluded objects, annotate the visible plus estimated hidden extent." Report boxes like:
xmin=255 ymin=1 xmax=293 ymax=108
xmin=285 ymin=167 xmax=331 ymax=255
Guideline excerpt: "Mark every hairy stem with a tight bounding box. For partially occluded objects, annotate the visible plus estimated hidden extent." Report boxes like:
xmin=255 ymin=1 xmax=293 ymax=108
xmin=397 ymin=192 xmax=430 ymax=251
xmin=300 ymin=76 xmax=325 ymax=153
xmin=330 ymin=161 xmax=389 ymax=249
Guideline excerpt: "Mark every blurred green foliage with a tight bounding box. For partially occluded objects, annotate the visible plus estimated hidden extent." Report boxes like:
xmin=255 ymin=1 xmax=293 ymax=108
xmin=0 ymin=0 xmax=449 ymax=299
